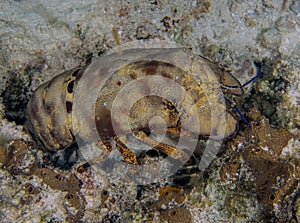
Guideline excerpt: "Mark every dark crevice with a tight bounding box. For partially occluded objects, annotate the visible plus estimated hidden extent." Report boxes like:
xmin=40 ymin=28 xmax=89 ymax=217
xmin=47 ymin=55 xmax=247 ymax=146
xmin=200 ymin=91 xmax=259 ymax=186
xmin=1 ymin=71 xmax=32 ymax=125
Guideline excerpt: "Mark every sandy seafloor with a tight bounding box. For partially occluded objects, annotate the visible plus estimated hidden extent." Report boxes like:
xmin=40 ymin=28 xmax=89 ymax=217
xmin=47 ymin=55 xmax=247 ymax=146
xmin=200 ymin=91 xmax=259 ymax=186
xmin=0 ymin=0 xmax=300 ymax=222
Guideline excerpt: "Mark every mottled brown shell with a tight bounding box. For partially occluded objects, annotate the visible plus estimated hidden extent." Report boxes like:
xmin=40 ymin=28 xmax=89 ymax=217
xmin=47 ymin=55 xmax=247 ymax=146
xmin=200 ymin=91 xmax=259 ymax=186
xmin=27 ymin=48 xmax=241 ymax=154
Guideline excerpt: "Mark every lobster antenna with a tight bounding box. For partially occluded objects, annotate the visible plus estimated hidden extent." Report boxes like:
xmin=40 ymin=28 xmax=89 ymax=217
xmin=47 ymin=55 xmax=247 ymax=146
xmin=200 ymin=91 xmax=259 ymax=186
xmin=224 ymin=65 xmax=264 ymax=125
xmin=224 ymin=96 xmax=249 ymax=125
xmin=241 ymin=72 xmax=264 ymax=88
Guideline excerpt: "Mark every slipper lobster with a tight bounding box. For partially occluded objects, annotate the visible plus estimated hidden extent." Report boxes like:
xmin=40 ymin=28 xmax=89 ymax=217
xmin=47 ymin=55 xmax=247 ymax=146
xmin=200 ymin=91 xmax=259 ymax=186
xmin=27 ymin=47 xmax=243 ymax=172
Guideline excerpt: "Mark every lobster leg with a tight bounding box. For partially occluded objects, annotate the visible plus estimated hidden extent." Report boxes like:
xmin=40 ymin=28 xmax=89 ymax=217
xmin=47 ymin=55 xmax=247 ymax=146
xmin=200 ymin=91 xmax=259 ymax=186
xmin=113 ymin=136 xmax=139 ymax=165
xmin=133 ymin=131 xmax=186 ymax=159
xmin=77 ymin=136 xmax=139 ymax=173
